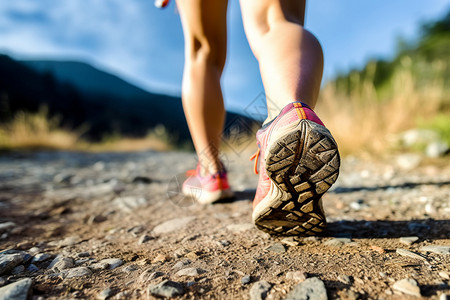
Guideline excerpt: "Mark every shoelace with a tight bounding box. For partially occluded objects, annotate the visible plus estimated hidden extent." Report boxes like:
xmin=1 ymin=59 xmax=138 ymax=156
xmin=249 ymin=148 xmax=260 ymax=175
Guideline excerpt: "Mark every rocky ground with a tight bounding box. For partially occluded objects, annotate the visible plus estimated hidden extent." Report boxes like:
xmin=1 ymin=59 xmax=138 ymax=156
xmin=0 ymin=149 xmax=449 ymax=299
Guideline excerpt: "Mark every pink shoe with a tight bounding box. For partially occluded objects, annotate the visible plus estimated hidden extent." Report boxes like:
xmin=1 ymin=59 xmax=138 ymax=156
xmin=182 ymin=165 xmax=234 ymax=204
xmin=250 ymin=101 xmax=340 ymax=235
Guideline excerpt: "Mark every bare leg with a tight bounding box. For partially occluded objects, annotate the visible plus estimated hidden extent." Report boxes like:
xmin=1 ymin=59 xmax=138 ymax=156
xmin=239 ymin=0 xmax=323 ymax=120
xmin=176 ymin=0 xmax=228 ymax=174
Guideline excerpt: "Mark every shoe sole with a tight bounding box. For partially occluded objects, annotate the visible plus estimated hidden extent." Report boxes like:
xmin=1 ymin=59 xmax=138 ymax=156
xmin=252 ymin=119 xmax=340 ymax=236
xmin=182 ymin=185 xmax=234 ymax=205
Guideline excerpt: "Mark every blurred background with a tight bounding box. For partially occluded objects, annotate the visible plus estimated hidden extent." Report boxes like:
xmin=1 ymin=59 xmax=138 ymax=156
xmin=0 ymin=0 xmax=449 ymax=157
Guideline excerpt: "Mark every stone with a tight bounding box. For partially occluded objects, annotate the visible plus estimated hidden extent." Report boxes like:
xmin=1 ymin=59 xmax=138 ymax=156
xmin=148 ymin=280 xmax=185 ymax=298
xmin=122 ymin=265 xmax=138 ymax=273
xmin=392 ymin=278 xmax=421 ymax=297
xmin=138 ymin=234 xmax=152 ymax=245
xmin=337 ymin=275 xmax=352 ymax=285
xmin=26 ymin=264 xmax=39 ymax=273
xmin=396 ymin=154 xmax=422 ymax=171
xmin=97 ymin=287 xmax=115 ymax=300
xmin=65 ymin=267 xmax=92 ymax=278
xmin=420 ymin=245 xmax=450 ymax=255
xmin=11 ymin=265 xmax=24 ymax=275
xmin=48 ymin=256 xmax=74 ymax=271
xmin=285 ymin=277 xmax=327 ymax=300
xmin=426 ymin=141 xmax=449 ymax=158
xmin=265 ymin=243 xmax=286 ymax=253
xmin=0 ymin=252 xmax=26 ymax=276
xmin=440 ymin=294 xmax=449 ymax=300
xmin=249 ymin=281 xmax=272 ymax=300
xmin=324 ymin=238 xmax=351 ymax=247
xmin=217 ymin=240 xmax=231 ymax=247
xmin=172 ymin=260 xmax=191 ymax=270
xmin=226 ymin=223 xmax=254 ymax=233
xmin=140 ymin=270 xmax=164 ymax=282
xmin=0 ymin=222 xmax=16 ymax=233
xmin=241 ymin=275 xmax=251 ymax=285
xmin=176 ymin=267 xmax=207 ymax=277
xmin=31 ymin=253 xmax=53 ymax=263
xmin=153 ymin=217 xmax=195 ymax=234
xmin=396 ymin=249 xmax=428 ymax=262
xmin=91 ymin=258 xmax=124 ymax=270
xmin=0 ymin=278 xmax=33 ymax=300
xmin=399 ymin=236 xmax=419 ymax=246
xmin=0 ymin=277 xmax=5 ymax=287
xmin=281 ymin=237 xmax=300 ymax=247
xmin=57 ymin=236 xmax=79 ymax=247
xmin=77 ymin=252 xmax=90 ymax=258
xmin=439 ymin=271 xmax=450 ymax=280
xmin=113 ymin=196 xmax=147 ymax=213
xmin=286 ymin=271 xmax=307 ymax=282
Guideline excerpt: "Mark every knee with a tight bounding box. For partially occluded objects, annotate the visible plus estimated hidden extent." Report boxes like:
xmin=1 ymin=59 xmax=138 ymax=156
xmin=185 ymin=35 xmax=226 ymax=70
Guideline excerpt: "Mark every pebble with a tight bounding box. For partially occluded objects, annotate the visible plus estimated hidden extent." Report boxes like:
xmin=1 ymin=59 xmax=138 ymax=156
xmin=77 ymin=252 xmax=90 ymax=258
xmin=148 ymin=280 xmax=185 ymax=298
xmin=420 ymin=245 xmax=450 ymax=255
xmin=31 ymin=253 xmax=53 ymax=263
xmin=138 ymin=234 xmax=152 ymax=245
xmin=91 ymin=258 xmax=124 ymax=270
xmin=217 ymin=240 xmax=231 ymax=247
xmin=324 ymin=238 xmax=352 ymax=247
xmin=265 ymin=243 xmax=286 ymax=253
xmin=284 ymin=277 xmax=327 ymax=300
xmin=65 ymin=267 xmax=93 ymax=278
xmin=113 ymin=196 xmax=147 ymax=213
xmin=122 ymin=265 xmax=138 ymax=273
xmin=440 ymin=294 xmax=450 ymax=300
xmin=172 ymin=260 xmax=191 ymax=270
xmin=241 ymin=275 xmax=251 ymax=285
xmin=396 ymin=249 xmax=428 ymax=262
xmin=152 ymin=254 xmax=169 ymax=263
xmin=0 ymin=222 xmax=16 ymax=233
xmin=26 ymin=264 xmax=39 ymax=273
xmin=226 ymin=223 xmax=254 ymax=233
xmin=286 ymin=271 xmax=307 ymax=282
xmin=249 ymin=281 xmax=272 ymax=300
xmin=48 ymin=256 xmax=75 ymax=271
xmin=0 ymin=277 xmax=6 ymax=287
xmin=439 ymin=271 xmax=449 ymax=280
xmin=140 ymin=270 xmax=164 ymax=282
xmin=57 ymin=236 xmax=79 ymax=247
xmin=370 ymin=245 xmax=385 ymax=254
xmin=281 ymin=237 xmax=300 ymax=247
xmin=152 ymin=217 xmax=196 ymax=234
xmin=0 ymin=278 xmax=33 ymax=300
xmin=176 ymin=267 xmax=207 ymax=277
xmin=115 ymin=291 xmax=131 ymax=299
xmin=0 ymin=252 xmax=26 ymax=276
xmin=399 ymin=236 xmax=419 ymax=245
xmin=392 ymin=278 xmax=421 ymax=297
xmin=97 ymin=287 xmax=115 ymax=300
xmin=11 ymin=265 xmax=25 ymax=275
xmin=337 ymin=275 xmax=352 ymax=285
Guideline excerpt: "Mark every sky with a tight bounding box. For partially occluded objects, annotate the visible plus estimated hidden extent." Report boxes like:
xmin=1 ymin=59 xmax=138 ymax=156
xmin=0 ymin=0 xmax=449 ymax=113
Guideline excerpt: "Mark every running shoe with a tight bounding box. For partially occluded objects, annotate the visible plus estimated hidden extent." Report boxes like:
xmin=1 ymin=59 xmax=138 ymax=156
xmin=182 ymin=164 xmax=234 ymax=204
xmin=250 ymin=101 xmax=340 ymax=235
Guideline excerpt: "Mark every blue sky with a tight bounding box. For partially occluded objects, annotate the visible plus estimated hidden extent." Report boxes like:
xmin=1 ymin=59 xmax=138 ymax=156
xmin=0 ymin=0 xmax=449 ymax=113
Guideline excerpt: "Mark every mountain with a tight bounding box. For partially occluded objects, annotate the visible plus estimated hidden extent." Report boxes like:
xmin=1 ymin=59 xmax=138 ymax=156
xmin=0 ymin=55 xmax=259 ymax=145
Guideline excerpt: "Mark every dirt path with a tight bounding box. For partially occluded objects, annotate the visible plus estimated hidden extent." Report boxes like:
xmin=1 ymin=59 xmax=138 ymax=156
xmin=0 ymin=150 xmax=449 ymax=299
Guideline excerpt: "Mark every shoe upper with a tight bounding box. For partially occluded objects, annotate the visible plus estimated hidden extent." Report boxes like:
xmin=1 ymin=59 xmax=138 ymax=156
xmin=183 ymin=164 xmax=230 ymax=193
xmin=251 ymin=101 xmax=325 ymax=208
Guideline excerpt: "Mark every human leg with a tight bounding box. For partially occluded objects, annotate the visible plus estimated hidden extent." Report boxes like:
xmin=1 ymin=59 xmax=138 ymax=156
xmin=240 ymin=0 xmax=323 ymax=120
xmin=176 ymin=0 xmax=228 ymax=174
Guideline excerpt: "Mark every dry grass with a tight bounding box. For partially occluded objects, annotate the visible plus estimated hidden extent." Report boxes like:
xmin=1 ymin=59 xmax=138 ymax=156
xmin=315 ymin=58 xmax=448 ymax=155
xmin=0 ymin=107 xmax=173 ymax=152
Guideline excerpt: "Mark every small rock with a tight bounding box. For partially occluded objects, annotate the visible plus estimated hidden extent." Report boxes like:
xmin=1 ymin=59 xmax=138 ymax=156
xmin=48 ymin=256 xmax=74 ymax=271
xmin=370 ymin=245 xmax=385 ymax=254
xmin=0 ymin=252 xmax=26 ymax=276
xmin=87 ymin=215 xmax=107 ymax=224
xmin=392 ymin=278 xmax=421 ymax=297
xmin=114 ymin=291 xmax=131 ymax=299
xmin=440 ymin=294 xmax=450 ymax=300
xmin=152 ymin=254 xmax=168 ymax=263
xmin=11 ymin=265 xmax=24 ymax=275
xmin=140 ymin=270 xmax=164 ymax=282
xmin=396 ymin=249 xmax=428 ymax=262
xmin=285 ymin=277 xmax=327 ymax=300
xmin=97 ymin=287 xmax=115 ymax=300
xmin=57 ymin=236 xmax=79 ymax=247
xmin=426 ymin=141 xmax=449 ymax=158
xmin=241 ymin=275 xmax=251 ymax=285
xmin=91 ymin=258 xmax=124 ymax=270
xmin=0 ymin=278 xmax=33 ymax=300
xmin=26 ymin=264 xmax=39 ymax=273
xmin=31 ymin=253 xmax=53 ymax=263
xmin=396 ymin=153 xmax=422 ymax=170
xmin=217 ymin=240 xmax=231 ymax=247
xmin=138 ymin=234 xmax=152 ymax=245
xmin=77 ymin=252 xmax=90 ymax=258
xmin=286 ymin=271 xmax=307 ymax=282
xmin=172 ymin=260 xmax=191 ymax=270
xmin=113 ymin=196 xmax=148 ymax=213
xmin=281 ymin=237 xmax=300 ymax=247
xmin=337 ymin=275 xmax=352 ymax=285
xmin=266 ymin=243 xmax=286 ymax=253
xmin=439 ymin=271 xmax=450 ymax=280
xmin=420 ymin=245 xmax=450 ymax=255
xmin=249 ymin=281 xmax=272 ymax=300
xmin=0 ymin=222 xmax=16 ymax=233
xmin=226 ymin=223 xmax=254 ymax=233
xmin=400 ymin=236 xmax=419 ymax=246
xmin=122 ymin=265 xmax=138 ymax=273
xmin=324 ymin=238 xmax=351 ymax=247
xmin=176 ymin=267 xmax=207 ymax=277
xmin=148 ymin=280 xmax=184 ymax=298
xmin=153 ymin=217 xmax=195 ymax=234
xmin=65 ymin=267 xmax=92 ymax=278
xmin=0 ymin=277 xmax=5 ymax=287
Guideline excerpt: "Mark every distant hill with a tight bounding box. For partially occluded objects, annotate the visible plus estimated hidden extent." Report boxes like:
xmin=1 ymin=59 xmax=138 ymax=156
xmin=0 ymin=55 xmax=258 ymax=145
